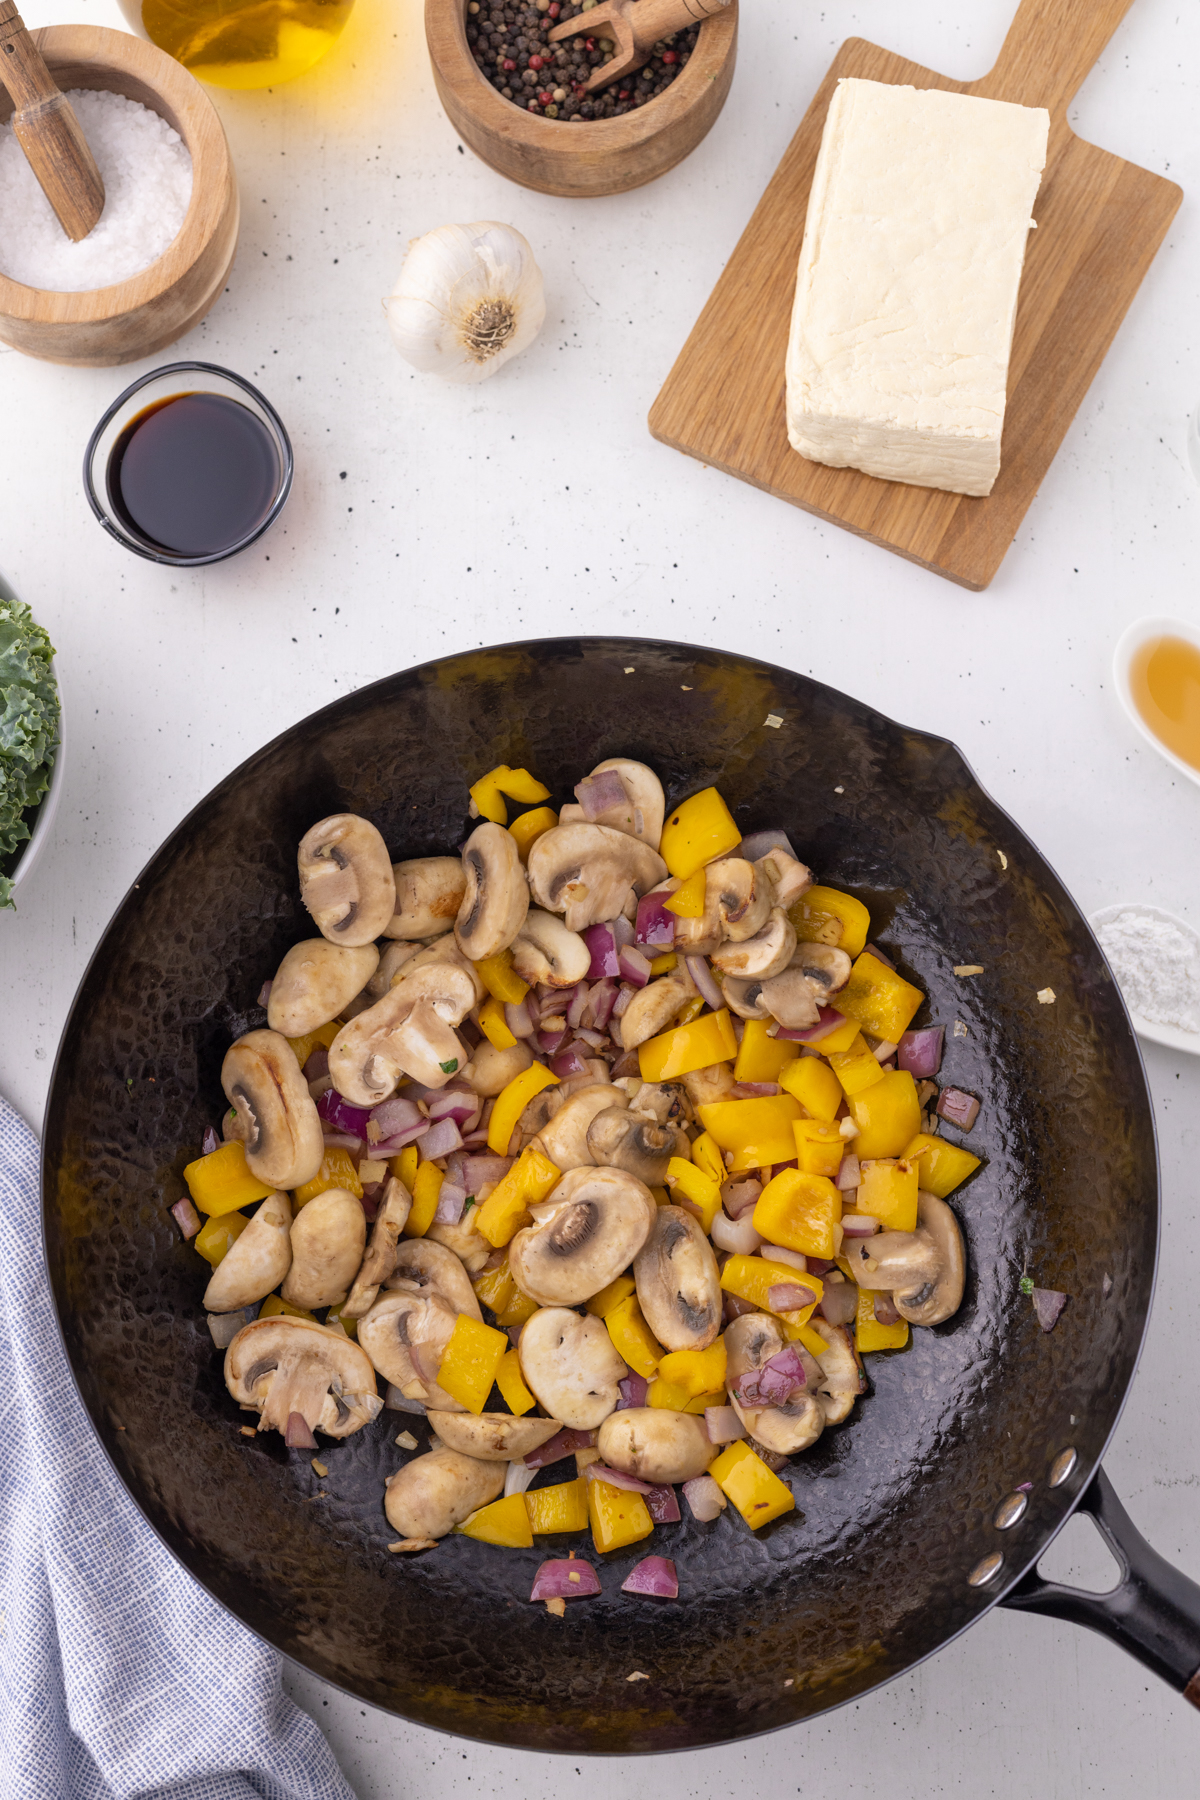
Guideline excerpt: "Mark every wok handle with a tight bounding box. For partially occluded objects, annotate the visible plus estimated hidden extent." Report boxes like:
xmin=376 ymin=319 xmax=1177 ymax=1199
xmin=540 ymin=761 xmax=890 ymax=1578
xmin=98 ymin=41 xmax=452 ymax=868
xmin=1000 ymin=1465 xmax=1200 ymax=1707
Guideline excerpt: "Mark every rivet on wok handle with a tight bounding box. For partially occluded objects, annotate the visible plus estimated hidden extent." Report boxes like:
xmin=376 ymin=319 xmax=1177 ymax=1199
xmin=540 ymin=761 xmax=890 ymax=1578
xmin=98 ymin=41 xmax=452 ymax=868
xmin=1049 ymin=1447 xmax=1078 ymax=1488
xmin=968 ymin=1551 xmax=1005 ymax=1588
xmin=993 ymin=1492 xmax=1029 ymax=1530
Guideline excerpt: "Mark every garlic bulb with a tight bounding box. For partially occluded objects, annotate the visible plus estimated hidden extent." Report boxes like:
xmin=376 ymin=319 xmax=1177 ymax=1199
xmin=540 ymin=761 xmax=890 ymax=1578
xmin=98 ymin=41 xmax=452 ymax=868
xmin=386 ymin=221 xmax=546 ymax=384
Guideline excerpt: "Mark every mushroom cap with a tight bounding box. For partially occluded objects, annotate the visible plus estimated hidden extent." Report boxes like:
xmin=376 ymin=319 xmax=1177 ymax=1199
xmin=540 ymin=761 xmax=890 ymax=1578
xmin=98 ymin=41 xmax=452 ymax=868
xmin=395 ymin=932 xmax=486 ymax=1006
xmin=517 ymin=1306 xmax=627 ymax=1430
xmin=328 ymin=962 xmax=476 ymax=1104
xmin=587 ymin=757 xmax=666 ymax=849
xmin=425 ymin=1212 xmax=492 ymax=1274
xmin=791 ymin=941 xmax=853 ymax=999
xmin=758 ymin=966 xmax=822 ymax=1031
xmin=848 ymin=1190 xmax=965 ymax=1326
xmin=586 ymin=1106 xmax=682 ymax=1185
xmin=721 ymin=975 xmax=771 ymax=1021
xmin=426 ymin=1411 xmax=563 ymax=1461
xmin=384 ymin=1447 xmax=506 ymax=1540
xmin=454 ymin=822 xmax=529 ymax=962
xmin=633 ymin=1205 xmax=722 ymax=1352
xmin=465 ymin=1038 xmax=534 ymax=1097
xmin=267 ymin=940 xmax=380 ymax=1039
xmin=367 ymin=939 xmax=420 ymax=999
xmin=357 ymin=1289 xmax=466 ymax=1410
xmin=535 ymin=1082 xmax=628 ymax=1173
xmin=806 ymin=1317 xmax=864 ymax=1424
xmin=298 ymin=813 xmax=396 ymax=947
xmin=615 ymin=968 xmax=696 ymax=1052
xmin=203 ymin=1190 xmax=293 ymax=1313
xmin=508 ymin=1164 xmax=656 ymax=1307
xmin=756 ymin=848 xmax=813 ymax=909
xmin=711 ymin=907 xmax=796 ymax=980
xmin=386 ymin=856 xmax=468 ymax=941
xmin=387 ymin=1238 xmax=482 ymax=1320
xmin=597 ymin=1408 xmax=715 ymax=1485
xmin=628 ymin=1080 xmax=694 ymax=1127
xmin=224 ymin=1313 xmax=378 ymax=1439
xmin=705 ymin=857 xmax=772 ymax=944
xmin=221 ymin=1029 xmax=325 ymax=1190
xmin=723 ymin=1312 xmax=824 ymax=1455
xmin=281 ymin=1187 xmax=367 ymax=1311
xmin=341 ymin=1177 xmax=413 ymax=1320
xmin=526 ymin=823 xmax=667 ymax=934
xmin=511 ymin=910 xmax=591 ymax=989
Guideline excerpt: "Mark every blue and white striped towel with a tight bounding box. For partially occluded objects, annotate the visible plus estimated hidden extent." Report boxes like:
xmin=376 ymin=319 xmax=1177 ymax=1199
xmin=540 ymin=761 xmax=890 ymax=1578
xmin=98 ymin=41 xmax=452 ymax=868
xmin=0 ymin=1095 xmax=358 ymax=1800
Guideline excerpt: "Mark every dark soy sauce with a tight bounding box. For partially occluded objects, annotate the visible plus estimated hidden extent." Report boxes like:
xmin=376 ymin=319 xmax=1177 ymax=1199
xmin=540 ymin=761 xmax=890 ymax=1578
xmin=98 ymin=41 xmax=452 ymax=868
xmin=107 ymin=392 xmax=281 ymax=557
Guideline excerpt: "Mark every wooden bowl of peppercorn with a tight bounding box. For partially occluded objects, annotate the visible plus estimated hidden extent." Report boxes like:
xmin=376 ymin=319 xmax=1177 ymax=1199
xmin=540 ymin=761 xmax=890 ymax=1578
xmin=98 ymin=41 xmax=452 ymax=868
xmin=425 ymin=0 xmax=737 ymax=198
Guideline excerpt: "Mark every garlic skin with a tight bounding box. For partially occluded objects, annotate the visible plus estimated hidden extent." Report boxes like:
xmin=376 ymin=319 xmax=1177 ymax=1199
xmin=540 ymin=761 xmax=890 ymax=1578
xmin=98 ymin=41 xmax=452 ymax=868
xmin=386 ymin=221 xmax=546 ymax=384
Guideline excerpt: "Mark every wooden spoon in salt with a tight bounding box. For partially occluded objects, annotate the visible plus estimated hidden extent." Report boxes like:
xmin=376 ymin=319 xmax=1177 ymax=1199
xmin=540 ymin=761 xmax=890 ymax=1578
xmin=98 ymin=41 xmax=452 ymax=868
xmin=0 ymin=0 xmax=105 ymax=243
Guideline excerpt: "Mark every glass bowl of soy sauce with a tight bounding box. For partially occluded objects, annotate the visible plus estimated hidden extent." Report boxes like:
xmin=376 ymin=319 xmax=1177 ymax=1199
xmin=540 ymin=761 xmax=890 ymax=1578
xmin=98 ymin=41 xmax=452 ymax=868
xmin=83 ymin=362 xmax=293 ymax=566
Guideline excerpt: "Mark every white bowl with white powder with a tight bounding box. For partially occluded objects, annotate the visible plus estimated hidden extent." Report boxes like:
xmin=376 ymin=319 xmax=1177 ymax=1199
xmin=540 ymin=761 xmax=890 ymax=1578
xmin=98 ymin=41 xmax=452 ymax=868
xmin=1091 ymin=903 xmax=1200 ymax=1056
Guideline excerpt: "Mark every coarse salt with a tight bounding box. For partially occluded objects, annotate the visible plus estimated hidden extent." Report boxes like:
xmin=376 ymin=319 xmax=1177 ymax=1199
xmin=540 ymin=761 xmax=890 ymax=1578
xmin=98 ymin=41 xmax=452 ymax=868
xmin=1097 ymin=910 xmax=1200 ymax=1035
xmin=0 ymin=89 xmax=192 ymax=292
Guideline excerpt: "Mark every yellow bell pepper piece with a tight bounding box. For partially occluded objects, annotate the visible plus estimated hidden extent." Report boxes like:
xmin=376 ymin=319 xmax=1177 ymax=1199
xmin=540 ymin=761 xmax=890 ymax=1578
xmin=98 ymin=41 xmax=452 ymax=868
xmin=675 ymin=997 xmax=706 ymax=1028
xmin=650 ymin=1186 xmax=670 ymax=1207
xmin=788 ymin=886 xmax=871 ymax=958
xmin=474 ymin=948 xmax=529 ymax=1006
xmin=185 ymin=1141 xmax=272 ymax=1217
xmin=585 ymin=1273 xmax=636 ymax=1318
xmin=734 ymin=1018 xmax=801 ymax=1085
xmin=587 ymin=1477 xmax=655 ymax=1554
xmin=323 ymin=1301 xmax=358 ymax=1340
xmin=792 ymin=1117 xmax=846 ymax=1179
xmin=648 ymin=951 xmax=677 ymax=975
xmin=657 ymin=1342 xmax=727 ymax=1398
xmin=292 ymin=1146 xmax=362 ymax=1208
xmin=848 ymin=1071 xmax=921 ymax=1159
xmin=836 ymin=952 xmax=924 ymax=1044
xmin=660 ymin=787 xmax=742 ymax=881
xmin=391 ymin=1143 xmax=420 ymax=1192
xmin=495 ymin=1285 xmax=540 ymax=1328
xmin=638 ymin=1008 xmax=738 ymax=1082
xmin=404 ymin=1161 xmax=444 ymax=1237
xmin=436 ymin=1313 xmax=509 ymax=1413
xmin=469 ymin=766 xmax=512 ymax=824
xmin=753 ymin=1168 xmax=841 ymax=1259
xmin=458 ymin=1492 xmax=534 ymax=1548
xmin=259 ymin=1292 xmax=318 ymax=1322
xmin=285 ymin=1018 xmax=341 ymax=1072
xmin=487 ymin=1063 xmax=560 ymax=1157
xmin=495 ymin=1346 xmax=536 ymax=1415
xmin=902 ymin=1132 xmax=982 ymax=1198
xmin=810 ymin=1015 xmax=862 ymax=1054
xmin=478 ymin=995 xmax=518 ymax=1050
xmin=665 ymin=1157 xmax=721 ymax=1232
xmin=664 ymin=867 xmax=707 ymax=917
xmin=779 ymin=1055 xmax=843 ymax=1122
xmin=708 ymin=1440 xmax=795 ymax=1529
xmin=789 ymin=1319 xmax=832 ymax=1359
xmin=720 ymin=1253 xmax=823 ymax=1323
xmin=473 ymin=1261 xmax=516 ymax=1315
xmin=857 ymin=1158 xmax=919 ymax=1232
xmin=691 ymin=1131 xmax=725 ymax=1186
xmin=646 ymin=1378 xmax=717 ymax=1413
xmin=696 ymin=1094 xmax=802 ymax=1173
xmin=526 ymin=1477 xmax=589 ymax=1535
xmin=508 ymin=805 xmax=558 ymax=862
xmin=497 ymin=767 xmax=551 ymax=805
xmin=854 ymin=1285 xmax=910 ymax=1353
xmin=193 ymin=1210 xmax=248 ymax=1266
xmin=604 ymin=1295 xmax=664 ymax=1378
xmin=475 ymin=1144 xmax=560 ymax=1246
xmin=827 ymin=1036 xmax=886 ymax=1098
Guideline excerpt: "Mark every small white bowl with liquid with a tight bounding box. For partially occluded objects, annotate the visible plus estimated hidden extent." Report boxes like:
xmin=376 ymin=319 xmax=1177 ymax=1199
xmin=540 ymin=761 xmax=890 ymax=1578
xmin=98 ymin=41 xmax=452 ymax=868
xmin=1112 ymin=615 xmax=1200 ymax=792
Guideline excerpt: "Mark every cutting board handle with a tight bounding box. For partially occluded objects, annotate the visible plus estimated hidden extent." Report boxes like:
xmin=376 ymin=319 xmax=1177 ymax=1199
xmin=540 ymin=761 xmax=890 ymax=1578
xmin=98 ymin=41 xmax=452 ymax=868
xmin=978 ymin=0 xmax=1137 ymax=116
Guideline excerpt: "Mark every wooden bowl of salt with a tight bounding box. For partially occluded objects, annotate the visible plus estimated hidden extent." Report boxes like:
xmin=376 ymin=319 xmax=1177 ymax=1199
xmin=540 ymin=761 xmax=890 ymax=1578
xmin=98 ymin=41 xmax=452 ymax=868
xmin=0 ymin=24 xmax=238 ymax=367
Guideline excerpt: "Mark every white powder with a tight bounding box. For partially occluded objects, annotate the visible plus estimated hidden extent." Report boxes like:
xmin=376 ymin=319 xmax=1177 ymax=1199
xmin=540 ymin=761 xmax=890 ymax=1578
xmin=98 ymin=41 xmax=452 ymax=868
xmin=1097 ymin=910 xmax=1200 ymax=1035
xmin=0 ymin=89 xmax=192 ymax=292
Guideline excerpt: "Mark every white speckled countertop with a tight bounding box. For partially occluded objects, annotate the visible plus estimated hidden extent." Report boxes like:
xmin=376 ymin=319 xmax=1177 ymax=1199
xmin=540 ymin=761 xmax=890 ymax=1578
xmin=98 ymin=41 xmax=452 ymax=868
xmin=3 ymin=0 xmax=1199 ymax=1789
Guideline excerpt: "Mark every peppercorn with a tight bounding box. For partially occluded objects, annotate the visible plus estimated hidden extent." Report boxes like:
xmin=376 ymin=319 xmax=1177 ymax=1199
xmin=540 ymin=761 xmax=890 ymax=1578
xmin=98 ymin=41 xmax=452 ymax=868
xmin=474 ymin=0 xmax=700 ymax=119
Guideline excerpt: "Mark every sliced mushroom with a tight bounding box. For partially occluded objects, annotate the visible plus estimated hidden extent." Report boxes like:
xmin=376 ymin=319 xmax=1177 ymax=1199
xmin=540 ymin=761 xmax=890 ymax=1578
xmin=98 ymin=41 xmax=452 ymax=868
xmin=281 ymin=1187 xmax=367 ymax=1310
xmin=267 ymin=940 xmax=380 ymax=1038
xmin=680 ymin=1061 xmax=736 ymax=1109
xmin=561 ymin=758 xmax=666 ymax=848
xmin=516 ymin=1081 xmax=566 ymax=1144
xmin=671 ymin=879 xmax=723 ymax=958
xmin=586 ymin=1106 xmax=683 ymax=1185
xmin=756 ymin=847 xmax=813 ymax=908
xmin=526 ymin=823 xmax=667 ymax=934
xmin=511 ymin=910 xmax=591 ymax=989
xmin=509 ymin=1164 xmax=656 ymax=1305
xmin=386 ymin=856 xmax=468 ymax=940
xmin=758 ymin=966 xmax=822 ymax=1031
xmin=221 ymin=1029 xmax=324 ymax=1189
xmin=633 ymin=1205 xmax=722 ymax=1352
xmin=597 ymin=1408 xmax=715 ymax=1485
xmin=517 ymin=1306 xmax=626 ymax=1430
xmin=464 ymin=1037 xmax=534 ymax=1097
xmin=615 ymin=966 xmax=696 ymax=1052
xmin=724 ymin=1312 xmax=824 ymax=1455
xmin=298 ymin=814 xmax=396 ymax=947
xmin=358 ymin=1288 xmax=465 ymax=1410
xmin=426 ymin=1411 xmax=563 ymax=1461
xmin=203 ymin=1191 xmax=293 ymax=1312
xmin=386 ymin=1238 xmax=483 ymax=1319
xmin=792 ymin=942 xmax=853 ymax=999
xmin=367 ymin=939 xmax=421 ymax=999
xmin=535 ymin=1083 xmax=628 ymax=1172
xmin=722 ymin=975 xmax=770 ymax=1021
xmin=705 ymin=857 xmax=772 ymax=944
xmin=384 ymin=1447 xmax=506 ymax=1540
xmin=806 ymin=1317 xmax=865 ymax=1424
xmin=711 ymin=907 xmax=796 ymax=981
xmin=628 ymin=1080 xmax=693 ymax=1128
xmin=455 ymin=822 xmax=529 ymax=962
xmin=328 ymin=962 xmax=476 ymax=1103
xmin=225 ymin=1314 xmax=379 ymax=1440
xmin=425 ymin=1209 xmax=491 ymax=1275
xmin=341 ymin=1177 xmax=413 ymax=1319
xmin=394 ymin=932 xmax=486 ymax=1006
xmin=846 ymin=1191 xmax=965 ymax=1326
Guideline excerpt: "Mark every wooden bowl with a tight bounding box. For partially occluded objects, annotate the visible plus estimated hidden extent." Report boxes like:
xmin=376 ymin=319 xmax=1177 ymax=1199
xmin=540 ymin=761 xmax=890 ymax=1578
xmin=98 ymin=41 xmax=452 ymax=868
xmin=425 ymin=0 xmax=737 ymax=198
xmin=0 ymin=25 xmax=238 ymax=368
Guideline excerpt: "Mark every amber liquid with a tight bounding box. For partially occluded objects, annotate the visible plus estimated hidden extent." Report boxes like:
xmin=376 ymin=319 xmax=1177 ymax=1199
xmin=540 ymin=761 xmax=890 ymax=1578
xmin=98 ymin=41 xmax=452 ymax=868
xmin=108 ymin=393 xmax=281 ymax=558
xmin=125 ymin=0 xmax=355 ymax=89
xmin=1129 ymin=635 xmax=1200 ymax=773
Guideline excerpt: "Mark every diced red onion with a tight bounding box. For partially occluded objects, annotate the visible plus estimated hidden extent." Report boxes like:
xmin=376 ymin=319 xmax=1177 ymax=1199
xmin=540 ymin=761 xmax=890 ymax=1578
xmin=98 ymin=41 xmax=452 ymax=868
xmin=574 ymin=1026 xmax=607 ymax=1051
xmin=721 ymin=1179 xmax=761 ymax=1219
xmin=738 ymin=829 xmax=798 ymax=863
xmin=565 ymin=982 xmax=590 ymax=1029
xmin=586 ymin=1463 xmax=654 ymax=1494
xmin=427 ymin=1090 xmax=482 ymax=1131
xmin=645 ymin=1484 xmax=681 ymax=1524
xmin=819 ymin=1282 xmax=858 ymax=1326
xmin=618 ymin=945 xmax=652 ymax=988
xmin=733 ymin=1345 xmax=808 ymax=1408
xmin=761 ymin=1243 xmax=806 ymax=1271
xmin=836 ymin=1154 xmax=861 ymax=1191
xmin=586 ymin=978 xmax=618 ymax=1031
xmin=768 ymin=1283 xmax=817 ymax=1312
xmin=434 ymin=1181 xmax=467 ymax=1225
xmin=372 ymin=1118 xmax=430 ymax=1155
xmin=206 ymin=1305 xmax=255 ymax=1348
xmin=841 ymin=1212 xmax=881 ymax=1238
xmin=575 ymin=768 xmax=628 ymax=820
xmin=583 ymin=923 xmax=620 ymax=980
xmin=537 ymin=1025 xmax=569 ymax=1054
xmin=874 ymin=1294 xmax=901 ymax=1326
xmin=285 ymin=1412 xmax=317 ymax=1449
xmin=622 ymin=1555 xmax=678 ymax=1599
xmin=318 ymin=1088 xmax=373 ymax=1137
xmin=460 ymin=1127 xmax=491 ymax=1150
xmin=776 ymin=1007 xmax=847 ymax=1043
xmin=937 ymin=1087 xmax=981 ymax=1131
xmin=617 ymin=1373 xmax=649 ymax=1409
xmin=685 ymin=955 xmax=724 ymax=1012
xmin=462 ymin=1154 xmax=511 ymax=1191
xmin=257 ymin=980 xmax=273 ymax=1008
xmin=1032 ymin=1288 xmax=1069 ymax=1332
xmin=530 ymin=1558 xmax=601 ymax=1601
xmin=610 ymin=1049 xmax=640 ymax=1080
xmin=505 ymin=998 xmax=536 ymax=1039
xmin=524 ymin=1427 xmax=597 ymax=1468
xmin=419 ymin=1116 xmax=463 ymax=1161
xmin=704 ymin=1406 xmax=746 ymax=1444
xmin=863 ymin=943 xmax=895 ymax=970
xmin=384 ymin=1385 xmax=426 ymax=1414
xmin=731 ymin=1082 xmax=781 ymax=1100
xmin=359 ymin=1181 xmax=382 ymax=1222
xmin=303 ymin=1048 xmax=330 ymax=1082
xmin=201 ymin=1125 xmax=220 ymax=1156
xmin=550 ymin=1047 xmax=590 ymax=1080
xmin=321 ymin=1132 xmax=364 ymax=1153
xmin=711 ymin=1210 xmax=762 ymax=1255
xmin=898 ymin=1027 xmax=944 ymax=1077
xmin=171 ymin=1196 xmax=201 ymax=1240
xmin=722 ymin=1292 xmax=757 ymax=1324
xmin=612 ymin=914 xmax=635 ymax=950
xmin=612 ymin=983 xmax=636 ymax=1019
xmin=872 ymin=1040 xmax=898 ymax=1064
xmin=682 ymin=1476 xmax=726 ymax=1522
xmin=635 ymin=892 xmax=676 ymax=949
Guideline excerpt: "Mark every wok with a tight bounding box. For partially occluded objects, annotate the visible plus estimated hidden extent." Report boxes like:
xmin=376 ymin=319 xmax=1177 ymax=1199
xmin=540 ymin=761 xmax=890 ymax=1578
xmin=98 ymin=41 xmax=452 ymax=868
xmin=42 ymin=637 xmax=1200 ymax=1751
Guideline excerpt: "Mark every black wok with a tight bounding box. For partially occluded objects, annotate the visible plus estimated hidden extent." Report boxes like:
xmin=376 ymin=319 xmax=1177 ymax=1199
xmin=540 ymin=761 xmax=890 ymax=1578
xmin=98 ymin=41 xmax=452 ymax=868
xmin=42 ymin=637 xmax=1200 ymax=1751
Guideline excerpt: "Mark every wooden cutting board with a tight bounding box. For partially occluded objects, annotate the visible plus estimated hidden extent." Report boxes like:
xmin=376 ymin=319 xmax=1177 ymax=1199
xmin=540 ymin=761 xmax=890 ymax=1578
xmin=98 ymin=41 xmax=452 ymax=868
xmin=648 ymin=0 xmax=1182 ymax=590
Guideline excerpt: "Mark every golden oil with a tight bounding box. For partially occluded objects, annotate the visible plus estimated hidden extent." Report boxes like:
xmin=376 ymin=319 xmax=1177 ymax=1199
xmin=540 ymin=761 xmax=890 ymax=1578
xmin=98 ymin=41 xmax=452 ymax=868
xmin=1130 ymin=634 xmax=1200 ymax=774
xmin=123 ymin=0 xmax=356 ymax=89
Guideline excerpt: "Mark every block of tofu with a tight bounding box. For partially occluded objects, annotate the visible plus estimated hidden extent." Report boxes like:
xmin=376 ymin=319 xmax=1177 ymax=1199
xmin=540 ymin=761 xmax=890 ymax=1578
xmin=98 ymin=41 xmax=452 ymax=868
xmin=785 ymin=78 xmax=1049 ymax=497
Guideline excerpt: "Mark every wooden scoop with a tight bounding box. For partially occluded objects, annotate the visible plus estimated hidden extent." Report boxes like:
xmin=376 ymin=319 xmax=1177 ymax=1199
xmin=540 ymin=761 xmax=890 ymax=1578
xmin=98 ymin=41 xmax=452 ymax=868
xmin=0 ymin=0 xmax=105 ymax=241
xmin=549 ymin=0 xmax=730 ymax=96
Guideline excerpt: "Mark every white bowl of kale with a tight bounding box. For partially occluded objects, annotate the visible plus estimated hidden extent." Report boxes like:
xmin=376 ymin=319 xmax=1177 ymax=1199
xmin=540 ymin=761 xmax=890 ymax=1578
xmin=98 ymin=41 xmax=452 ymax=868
xmin=0 ymin=574 xmax=63 ymax=911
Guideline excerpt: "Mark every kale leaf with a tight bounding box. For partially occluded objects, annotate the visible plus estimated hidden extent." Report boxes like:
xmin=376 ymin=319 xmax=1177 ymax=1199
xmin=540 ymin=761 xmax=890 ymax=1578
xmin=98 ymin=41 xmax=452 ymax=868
xmin=0 ymin=594 xmax=61 ymax=909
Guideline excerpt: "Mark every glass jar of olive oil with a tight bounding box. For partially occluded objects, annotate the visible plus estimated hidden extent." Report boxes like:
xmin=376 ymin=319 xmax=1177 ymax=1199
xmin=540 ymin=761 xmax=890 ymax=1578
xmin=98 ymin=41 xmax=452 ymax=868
xmin=117 ymin=0 xmax=356 ymax=89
